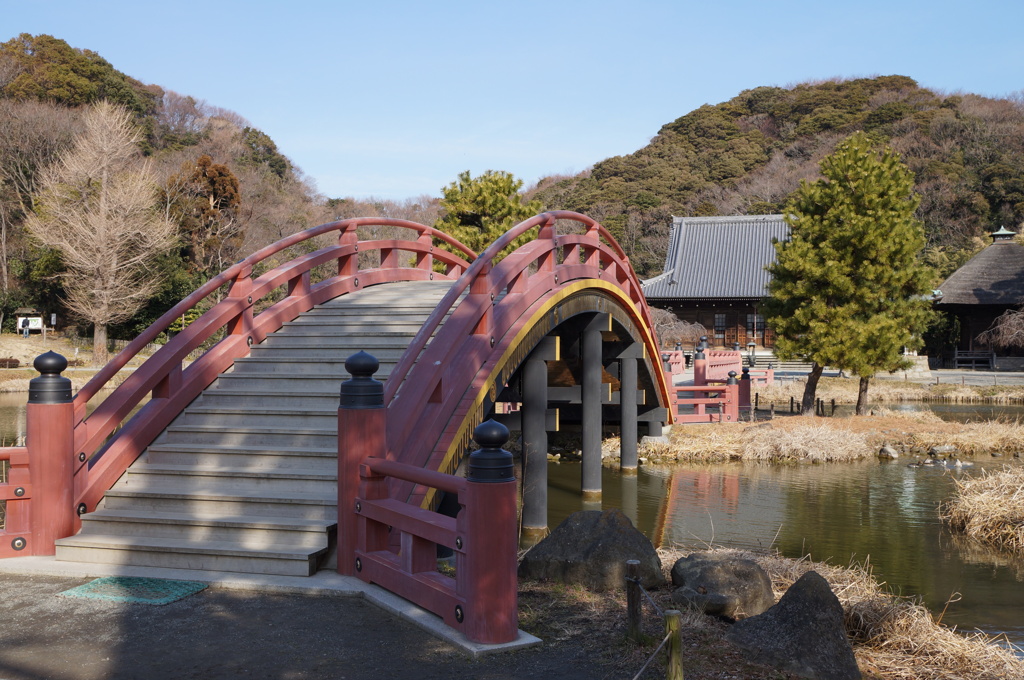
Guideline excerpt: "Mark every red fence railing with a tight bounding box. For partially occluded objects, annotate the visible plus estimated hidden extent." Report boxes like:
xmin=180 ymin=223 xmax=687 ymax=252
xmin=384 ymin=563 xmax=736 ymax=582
xmin=381 ymin=211 xmax=673 ymax=509
xmin=0 ymin=219 xmax=475 ymax=557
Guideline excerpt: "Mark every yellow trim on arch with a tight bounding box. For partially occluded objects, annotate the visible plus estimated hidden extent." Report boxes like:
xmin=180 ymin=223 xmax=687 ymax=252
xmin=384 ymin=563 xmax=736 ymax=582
xmin=434 ymin=279 xmax=671 ymax=485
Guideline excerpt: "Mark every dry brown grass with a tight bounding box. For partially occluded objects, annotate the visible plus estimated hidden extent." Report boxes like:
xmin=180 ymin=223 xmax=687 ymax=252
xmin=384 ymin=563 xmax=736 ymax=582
xmin=741 ymin=422 xmax=870 ymax=463
xmin=658 ymin=547 xmax=1024 ymax=680
xmin=640 ymin=425 xmax=745 ymax=463
xmin=755 ymin=376 xmax=1024 ymax=407
xmin=645 ymin=420 xmax=873 ymax=464
xmin=909 ymin=419 xmax=1024 ymax=456
xmin=943 ymin=466 xmax=1024 ymax=555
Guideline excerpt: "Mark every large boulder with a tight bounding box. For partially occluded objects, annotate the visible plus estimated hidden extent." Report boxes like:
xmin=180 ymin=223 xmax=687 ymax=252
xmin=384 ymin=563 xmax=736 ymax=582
xmin=670 ymin=553 xmax=774 ymax=620
xmin=726 ymin=570 xmax=860 ymax=680
xmin=517 ymin=509 xmax=663 ymax=591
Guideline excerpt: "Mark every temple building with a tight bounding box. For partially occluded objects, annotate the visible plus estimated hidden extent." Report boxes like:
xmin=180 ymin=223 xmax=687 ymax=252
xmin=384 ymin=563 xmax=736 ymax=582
xmin=934 ymin=227 xmax=1024 ymax=369
xmin=642 ymin=215 xmax=788 ymax=349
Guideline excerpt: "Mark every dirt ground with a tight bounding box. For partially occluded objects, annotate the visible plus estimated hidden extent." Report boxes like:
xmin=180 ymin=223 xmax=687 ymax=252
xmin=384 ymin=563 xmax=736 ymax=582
xmin=0 ymin=332 xmax=93 ymax=368
xmin=0 ymin=573 xmax=790 ymax=680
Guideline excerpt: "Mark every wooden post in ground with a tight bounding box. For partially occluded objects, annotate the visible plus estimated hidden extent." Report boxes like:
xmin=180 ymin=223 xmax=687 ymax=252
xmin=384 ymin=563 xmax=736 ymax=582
xmin=665 ymin=609 xmax=683 ymax=680
xmin=626 ymin=559 xmax=642 ymax=642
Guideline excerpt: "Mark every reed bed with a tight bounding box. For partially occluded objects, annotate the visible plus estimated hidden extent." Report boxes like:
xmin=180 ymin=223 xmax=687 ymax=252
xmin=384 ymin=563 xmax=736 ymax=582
xmin=907 ymin=421 xmax=1024 ymax=456
xmin=741 ymin=423 xmax=870 ymax=463
xmin=644 ymin=421 xmax=873 ymax=464
xmin=659 ymin=547 xmax=1024 ymax=680
xmin=943 ymin=466 xmax=1024 ymax=555
xmin=755 ymin=377 xmax=1024 ymax=406
xmin=640 ymin=425 xmax=745 ymax=463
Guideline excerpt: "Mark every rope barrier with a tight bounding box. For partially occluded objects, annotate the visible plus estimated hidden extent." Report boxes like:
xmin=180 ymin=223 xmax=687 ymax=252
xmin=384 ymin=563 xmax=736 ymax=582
xmin=630 ymin=631 xmax=672 ymax=680
xmin=625 ymin=576 xmax=664 ymax=617
xmin=624 ymin=560 xmax=683 ymax=679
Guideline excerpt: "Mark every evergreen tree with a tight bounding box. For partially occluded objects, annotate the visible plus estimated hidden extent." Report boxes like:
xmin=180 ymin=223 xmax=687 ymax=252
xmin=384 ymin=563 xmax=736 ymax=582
xmin=764 ymin=132 xmax=932 ymax=414
xmin=434 ymin=170 xmax=542 ymax=257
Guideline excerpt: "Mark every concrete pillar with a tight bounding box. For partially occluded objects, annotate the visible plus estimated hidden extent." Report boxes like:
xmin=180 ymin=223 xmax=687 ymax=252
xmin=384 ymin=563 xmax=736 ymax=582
xmin=619 ymin=355 xmax=638 ymax=472
xmin=581 ymin=315 xmax=606 ymax=499
xmin=521 ymin=354 xmax=549 ymax=539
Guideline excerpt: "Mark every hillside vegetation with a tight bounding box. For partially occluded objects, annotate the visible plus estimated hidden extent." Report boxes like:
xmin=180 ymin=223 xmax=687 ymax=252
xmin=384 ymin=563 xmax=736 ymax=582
xmin=532 ymin=76 xmax=1024 ymax=277
xmin=3 ymin=37 xmax=1022 ymax=339
xmin=0 ymin=33 xmax=441 ymax=343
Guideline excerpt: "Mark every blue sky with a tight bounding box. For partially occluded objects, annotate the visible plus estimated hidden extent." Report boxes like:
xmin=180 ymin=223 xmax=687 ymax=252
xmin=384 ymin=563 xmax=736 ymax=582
xmin=6 ymin=1 xmax=1022 ymax=200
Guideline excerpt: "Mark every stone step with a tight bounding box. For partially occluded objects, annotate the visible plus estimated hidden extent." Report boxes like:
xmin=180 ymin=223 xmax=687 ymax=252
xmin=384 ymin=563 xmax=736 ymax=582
xmin=256 ymin=335 xmax=417 ymax=350
xmin=208 ymin=373 xmax=361 ymax=392
xmin=102 ymin=486 xmax=336 ymax=520
xmin=228 ymin=358 xmax=399 ymax=378
xmin=56 ymin=280 xmax=452 ymax=577
xmin=55 ymin=535 xmax=328 ymax=576
xmin=157 ymin=424 xmax=336 ymax=448
xmin=185 ymin=391 xmax=340 ymax=410
xmin=145 ymin=443 xmax=335 ymax=469
xmin=173 ymin=407 xmax=338 ymax=429
xmin=123 ymin=464 xmax=336 ymax=494
xmin=76 ymin=509 xmax=333 ymax=549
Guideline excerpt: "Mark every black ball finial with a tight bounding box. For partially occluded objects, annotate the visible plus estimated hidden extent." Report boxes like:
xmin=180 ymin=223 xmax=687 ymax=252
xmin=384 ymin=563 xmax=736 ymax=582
xmin=33 ymin=350 xmax=68 ymax=376
xmin=467 ymin=419 xmax=514 ymax=483
xmin=344 ymin=350 xmax=379 ymax=378
xmin=29 ymin=351 xmax=72 ymax=404
xmin=473 ymin=419 xmax=509 ymax=450
xmin=339 ymin=351 xmax=383 ymax=409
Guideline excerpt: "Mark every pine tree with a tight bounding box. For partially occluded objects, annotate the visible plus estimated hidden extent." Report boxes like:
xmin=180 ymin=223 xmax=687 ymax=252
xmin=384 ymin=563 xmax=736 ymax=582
xmin=764 ymin=132 xmax=932 ymax=414
xmin=434 ymin=170 xmax=542 ymax=257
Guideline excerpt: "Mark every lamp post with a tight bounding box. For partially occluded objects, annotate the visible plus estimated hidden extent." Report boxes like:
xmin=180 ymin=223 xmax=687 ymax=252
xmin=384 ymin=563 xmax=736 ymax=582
xmin=747 ymin=342 xmax=756 ymax=368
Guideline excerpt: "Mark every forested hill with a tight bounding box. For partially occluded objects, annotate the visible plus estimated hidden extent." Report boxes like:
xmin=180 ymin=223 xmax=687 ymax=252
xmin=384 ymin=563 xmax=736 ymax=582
xmin=531 ymin=76 xmax=1024 ymax=277
xmin=0 ymin=34 xmax=438 ymax=339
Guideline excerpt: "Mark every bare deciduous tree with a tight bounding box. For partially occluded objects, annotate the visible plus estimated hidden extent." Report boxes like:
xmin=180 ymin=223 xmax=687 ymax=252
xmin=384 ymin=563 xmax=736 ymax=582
xmin=0 ymin=99 xmax=80 ymax=296
xmin=977 ymin=307 xmax=1024 ymax=350
xmin=26 ymin=101 xmax=176 ymax=365
xmin=649 ymin=307 xmax=707 ymax=348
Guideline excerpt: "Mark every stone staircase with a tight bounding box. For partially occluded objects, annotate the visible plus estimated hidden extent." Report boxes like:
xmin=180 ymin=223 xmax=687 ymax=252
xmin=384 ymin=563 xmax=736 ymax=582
xmin=55 ymin=281 xmax=454 ymax=576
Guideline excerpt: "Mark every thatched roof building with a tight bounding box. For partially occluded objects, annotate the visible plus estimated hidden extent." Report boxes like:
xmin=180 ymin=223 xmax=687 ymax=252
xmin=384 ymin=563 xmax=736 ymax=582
xmin=936 ymin=227 xmax=1024 ymax=355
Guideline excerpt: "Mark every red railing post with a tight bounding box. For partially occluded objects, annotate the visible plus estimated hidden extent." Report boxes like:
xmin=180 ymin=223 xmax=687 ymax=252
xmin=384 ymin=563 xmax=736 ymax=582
xmin=338 ymin=223 xmax=359 ymax=277
xmin=723 ymin=372 xmax=739 ymax=422
xmin=415 ymin=231 xmax=433 ymax=271
xmin=338 ymin=351 xmax=386 ymax=576
xmin=739 ymin=367 xmax=752 ymax=414
xmin=226 ymin=265 xmax=254 ymax=339
xmin=458 ymin=420 xmax=519 ymax=644
xmin=25 ymin=352 xmax=75 ymax=555
xmin=693 ymin=337 xmax=708 ymax=386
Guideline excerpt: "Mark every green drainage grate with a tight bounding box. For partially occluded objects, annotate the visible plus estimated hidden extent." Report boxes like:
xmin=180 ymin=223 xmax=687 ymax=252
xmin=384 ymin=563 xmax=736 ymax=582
xmin=59 ymin=577 xmax=208 ymax=605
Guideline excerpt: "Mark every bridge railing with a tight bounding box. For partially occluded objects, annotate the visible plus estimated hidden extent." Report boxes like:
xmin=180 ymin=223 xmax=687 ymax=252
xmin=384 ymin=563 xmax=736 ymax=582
xmin=382 ymin=211 xmax=673 ymax=507
xmin=673 ymin=382 xmax=739 ymax=423
xmin=0 ymin=219 xmax=475 ymax=557
xmin=338 ymin=354 xmax=518 ymax=644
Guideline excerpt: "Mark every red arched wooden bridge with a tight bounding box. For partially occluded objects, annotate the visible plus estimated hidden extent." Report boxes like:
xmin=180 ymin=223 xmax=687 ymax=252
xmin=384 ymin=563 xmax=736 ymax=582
xmin=0 ymin=211 xmax=695 ymax=642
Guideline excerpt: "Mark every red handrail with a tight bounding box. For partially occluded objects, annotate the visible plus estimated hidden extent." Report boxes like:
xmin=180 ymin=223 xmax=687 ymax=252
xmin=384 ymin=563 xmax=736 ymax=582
xmin=382 ymin=211 xmax=673 ymax=506
xmin=12 ymin=218 xmax=476 ymax=530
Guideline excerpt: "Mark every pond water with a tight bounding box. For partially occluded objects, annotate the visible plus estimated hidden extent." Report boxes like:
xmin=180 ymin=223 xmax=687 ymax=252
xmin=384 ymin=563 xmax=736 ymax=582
xmin=0 ymin=389 xmax=138 ymax=446
xmin=547 ymin=456 xmax=1024 ymax=655
xmin=3 ymin=393 xmax=1022 ymax=654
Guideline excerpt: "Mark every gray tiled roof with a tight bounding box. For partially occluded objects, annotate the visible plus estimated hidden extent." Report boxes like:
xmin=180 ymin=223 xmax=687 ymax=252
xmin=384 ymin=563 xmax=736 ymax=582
xmin=643 ymin=215 xmax=789 ymax=300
